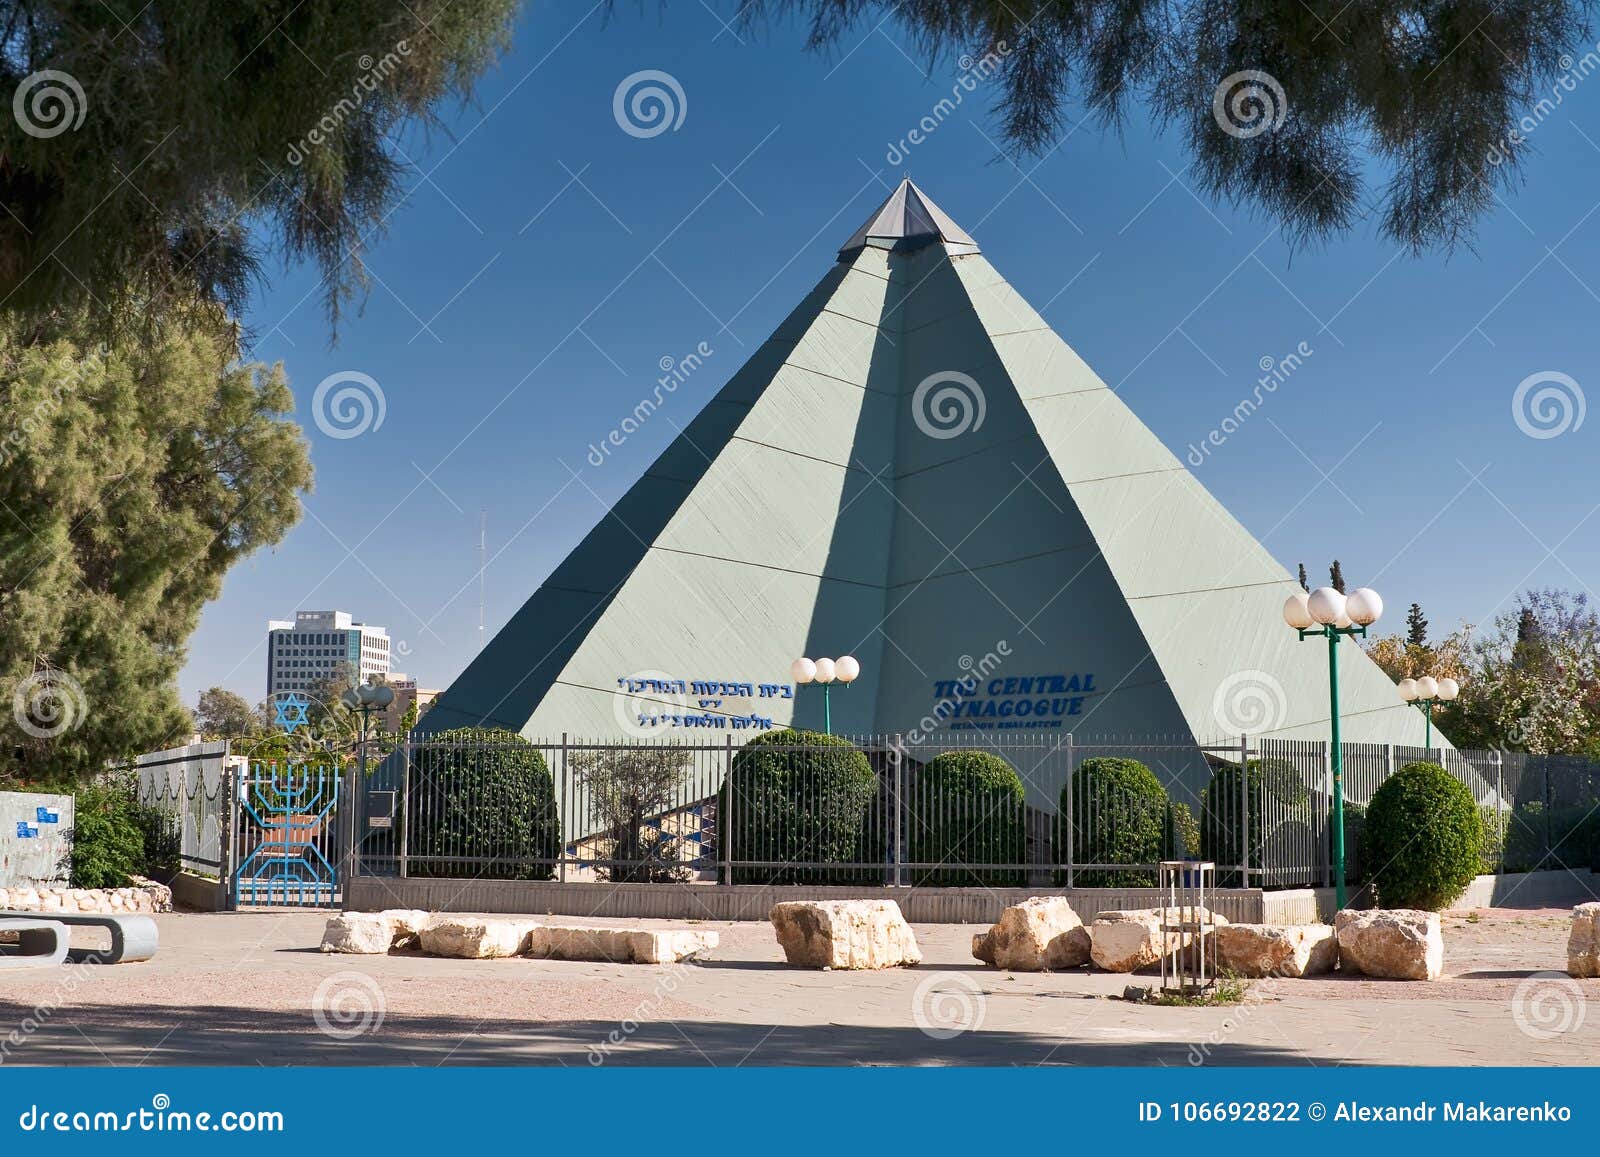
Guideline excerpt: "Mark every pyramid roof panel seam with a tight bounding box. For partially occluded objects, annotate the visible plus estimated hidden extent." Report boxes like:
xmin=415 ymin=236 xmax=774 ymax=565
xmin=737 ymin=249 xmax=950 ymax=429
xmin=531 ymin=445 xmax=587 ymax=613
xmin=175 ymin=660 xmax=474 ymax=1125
xmin=648 ymin=544 xmax=887 ymax=590
xmin=775 ymin=360 xmax=899 ymax=396
xmin=884 ymin=542 xmax=1103 ymax=590
xmin=1123 ymin=578 xmax=1295 ymax=602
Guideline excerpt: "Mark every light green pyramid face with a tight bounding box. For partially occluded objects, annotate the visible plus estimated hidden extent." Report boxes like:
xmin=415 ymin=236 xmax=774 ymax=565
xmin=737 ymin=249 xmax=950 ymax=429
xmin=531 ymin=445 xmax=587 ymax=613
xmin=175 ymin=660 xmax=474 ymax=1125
xmin=422 ymin=179 xmax=1438 ymax=800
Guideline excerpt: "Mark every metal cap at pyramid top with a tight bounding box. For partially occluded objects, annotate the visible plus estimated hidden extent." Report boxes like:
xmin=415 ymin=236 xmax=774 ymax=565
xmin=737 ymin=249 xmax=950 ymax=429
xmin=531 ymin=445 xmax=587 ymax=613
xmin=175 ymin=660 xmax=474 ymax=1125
xmin=838 ymin=178 xmax=980 ymax=258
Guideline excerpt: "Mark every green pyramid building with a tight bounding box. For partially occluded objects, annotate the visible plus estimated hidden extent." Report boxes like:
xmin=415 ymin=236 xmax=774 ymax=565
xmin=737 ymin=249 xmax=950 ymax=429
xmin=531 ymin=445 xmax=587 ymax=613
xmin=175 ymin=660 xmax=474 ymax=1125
xmin=421 ymin=179 xmax=1434 ymax=790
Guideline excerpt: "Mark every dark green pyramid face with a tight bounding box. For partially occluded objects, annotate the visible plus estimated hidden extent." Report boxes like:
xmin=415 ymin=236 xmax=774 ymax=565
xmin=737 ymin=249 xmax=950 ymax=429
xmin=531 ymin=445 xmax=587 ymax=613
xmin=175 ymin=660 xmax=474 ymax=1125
xmin=421 ymin=183 xmax=1435 ymax=804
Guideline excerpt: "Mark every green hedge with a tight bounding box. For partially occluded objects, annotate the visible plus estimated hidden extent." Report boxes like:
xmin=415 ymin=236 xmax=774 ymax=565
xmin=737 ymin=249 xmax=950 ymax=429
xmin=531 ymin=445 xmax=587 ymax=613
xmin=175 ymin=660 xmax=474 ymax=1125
xmin=406 ymin=727 xmax=560 ymax=880
xmin=720 ymin=729 xmax=881 ymax=884
xmin=1059 ymin=756 xmax=1168 ymax=886
xmin=1360 ymin=761 xmax=1480 ymax=910
xmin=906 ymin=751 xmax=1026 ymax=887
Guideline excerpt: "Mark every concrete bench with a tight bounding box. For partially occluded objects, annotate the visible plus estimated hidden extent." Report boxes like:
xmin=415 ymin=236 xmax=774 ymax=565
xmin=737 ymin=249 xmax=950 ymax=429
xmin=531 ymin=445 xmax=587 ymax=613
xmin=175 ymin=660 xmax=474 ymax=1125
xmin=0 ymin=918 xmax=69 ymax=969
xmin=0 ymin=911 xmax=157 ymax=964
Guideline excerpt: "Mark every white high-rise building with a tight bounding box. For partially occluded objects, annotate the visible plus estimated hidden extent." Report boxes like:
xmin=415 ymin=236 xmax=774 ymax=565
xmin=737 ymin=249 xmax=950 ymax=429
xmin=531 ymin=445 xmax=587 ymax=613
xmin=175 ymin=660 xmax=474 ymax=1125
xmin=266 ymin=610 xmax=390 ymax=700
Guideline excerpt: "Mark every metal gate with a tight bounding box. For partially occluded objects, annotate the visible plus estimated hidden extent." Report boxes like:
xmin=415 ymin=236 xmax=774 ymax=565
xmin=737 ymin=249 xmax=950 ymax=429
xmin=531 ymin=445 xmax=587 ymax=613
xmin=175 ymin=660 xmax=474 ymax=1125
xmin=229 ymin=763 xmax=343 ymax=907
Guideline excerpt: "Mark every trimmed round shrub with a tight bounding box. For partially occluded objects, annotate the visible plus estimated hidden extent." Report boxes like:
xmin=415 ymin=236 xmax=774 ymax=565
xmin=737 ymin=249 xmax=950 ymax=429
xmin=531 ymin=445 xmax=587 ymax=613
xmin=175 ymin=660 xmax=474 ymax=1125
xmin=1200 ymin=758 xmax=1309 ymax=885
xmin=720 ymin=729 xmax=881 ymax=884
xmin=906 ymin=751 xmax=1026 ymax=887
xmin=1060 ymin=756 xmax=1168 ymax=886
xmin=1361 ymin=761 xmax=1480 ymax=910
xmin=407 ymin=727 xmax=560 ymax=880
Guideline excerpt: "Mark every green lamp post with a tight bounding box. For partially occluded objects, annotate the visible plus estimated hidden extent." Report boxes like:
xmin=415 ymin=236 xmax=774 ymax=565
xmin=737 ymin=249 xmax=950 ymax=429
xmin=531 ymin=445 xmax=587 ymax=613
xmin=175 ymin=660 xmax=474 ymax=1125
xmin=1283 ymin=584 xmax=1384 ymax=912
xmin=1397 ymin=675 xmax=1460 ymax=748
xmin=791 ymin=655 xmax=860 ymax=735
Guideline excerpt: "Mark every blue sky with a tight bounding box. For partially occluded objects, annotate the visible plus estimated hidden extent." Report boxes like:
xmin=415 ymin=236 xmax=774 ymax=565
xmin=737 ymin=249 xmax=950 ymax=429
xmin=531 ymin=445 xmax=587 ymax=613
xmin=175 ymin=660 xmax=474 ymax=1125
xmin=183 ymin=3 xmax=1600 ymax=705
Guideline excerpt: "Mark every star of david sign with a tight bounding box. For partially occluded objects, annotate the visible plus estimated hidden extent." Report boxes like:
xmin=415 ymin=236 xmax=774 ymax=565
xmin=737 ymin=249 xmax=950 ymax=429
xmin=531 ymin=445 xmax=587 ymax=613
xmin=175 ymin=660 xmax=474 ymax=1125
xmin=272 ymin=692 xmax=311 ymax=734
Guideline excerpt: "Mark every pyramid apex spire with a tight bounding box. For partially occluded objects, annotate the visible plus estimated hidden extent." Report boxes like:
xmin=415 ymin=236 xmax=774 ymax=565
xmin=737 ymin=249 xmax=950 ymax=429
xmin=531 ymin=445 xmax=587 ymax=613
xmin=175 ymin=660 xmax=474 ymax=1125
xmin=838 ymin=177 xmax=980 ymax=258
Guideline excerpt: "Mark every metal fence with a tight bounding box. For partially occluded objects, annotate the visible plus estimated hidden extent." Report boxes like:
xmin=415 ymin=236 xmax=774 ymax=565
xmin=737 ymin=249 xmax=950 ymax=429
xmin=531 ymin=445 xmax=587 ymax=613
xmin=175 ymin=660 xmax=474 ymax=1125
xmin=353 ymin=732 xmax=1600 ymax=890
xmin=132 ymin=741 xmax=230 ymax=878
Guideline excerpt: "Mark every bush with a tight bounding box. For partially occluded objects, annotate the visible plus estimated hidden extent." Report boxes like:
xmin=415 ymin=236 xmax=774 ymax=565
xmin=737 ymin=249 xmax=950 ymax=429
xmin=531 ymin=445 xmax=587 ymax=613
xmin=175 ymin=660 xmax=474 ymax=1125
xmin=1361 ymin=761 xmax=1481 ymax=910
xmin=70 ymin=776 xmax=148 ymax=887
xmin=569 ymin=746 xmax=693 ymax=883
xmin=906 ymin=751 xmax=1026 ymax=887
xmin=720 ymin=729 xmax=880 ymax=884
xmin=1200 ymin=758 xmax=1309 ymax=886
xmin=406 ymin=727 xmax=560 ymax=880
xmin=1060 ymin=757 xmax=1168 ymax=886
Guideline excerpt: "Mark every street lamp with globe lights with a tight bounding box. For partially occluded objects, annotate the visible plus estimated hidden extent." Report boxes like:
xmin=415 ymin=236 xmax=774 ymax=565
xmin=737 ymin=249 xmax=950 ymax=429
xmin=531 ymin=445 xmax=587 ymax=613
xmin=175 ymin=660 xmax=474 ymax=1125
xmin=791 ymin=655 xmax=860 ymax=735
xmin=340 ymin=681 xmax=395 ymax=777
xmin=1397 ymin=675 xmax=1459 ymax=749
xmin=1283 ymin=584 xmax=1383 ymax=911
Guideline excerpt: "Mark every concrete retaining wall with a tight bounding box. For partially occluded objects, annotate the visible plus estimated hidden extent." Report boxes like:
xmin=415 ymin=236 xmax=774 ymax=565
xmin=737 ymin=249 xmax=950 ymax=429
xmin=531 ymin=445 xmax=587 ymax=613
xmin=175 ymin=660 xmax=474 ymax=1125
xmin=169 ymin=872 xmax=227 ymax=912
xmin=345 ymin=876 xmax=1272 ymax=924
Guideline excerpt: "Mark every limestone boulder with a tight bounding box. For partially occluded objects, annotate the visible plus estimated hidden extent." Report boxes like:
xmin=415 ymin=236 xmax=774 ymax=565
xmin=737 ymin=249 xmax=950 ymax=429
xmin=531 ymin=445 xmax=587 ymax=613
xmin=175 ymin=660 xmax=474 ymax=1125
xmin=528 ymin=925 xmax=719 ymax=964
xmin=1089 ymin=908 xmax=1228 ymax=973
xmin=1214 ymin=923 xmax=1336 ymax=978
xmin=320 ymin=912 xmax=397 ymax=954
xmin=1335 ymin=909 xmax=1443 ymax=980
xmin=320 ymin=909 xmax=435 ymax=954
xmin=972 ymin=897 xmax=1090 ymax=971
xmin=1567 ymin=902 xmax=1600 ymax=978
xmin=769 ymin=900 xmax=921 ymax=970
xmin=382 ymin=909 xmax=432 ymax=949
xmin=419 ymin=915 xmax=538 ymax=959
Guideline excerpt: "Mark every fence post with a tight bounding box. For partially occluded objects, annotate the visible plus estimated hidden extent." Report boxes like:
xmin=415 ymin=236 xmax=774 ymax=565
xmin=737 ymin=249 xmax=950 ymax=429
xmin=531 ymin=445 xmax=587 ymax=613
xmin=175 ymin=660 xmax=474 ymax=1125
xmin=221 ymin=761 xmax=236 ymax=911
xmin=722 ymin=733 xmax=734 ymax=885
xmin=1239 ymin=734 xmax=1250 ymax=888
xmin=398 ymin=739 xmax=411 ymax=879
xmin=892 ymin=733 xmax=905 ymax=888
xmin=339 ymin=760 xmax=357 ymax=911
xmin=1063 ymin=732 xmax=1075 ymax=888
xmin=559 ymin=733 xmax=569 ymax=884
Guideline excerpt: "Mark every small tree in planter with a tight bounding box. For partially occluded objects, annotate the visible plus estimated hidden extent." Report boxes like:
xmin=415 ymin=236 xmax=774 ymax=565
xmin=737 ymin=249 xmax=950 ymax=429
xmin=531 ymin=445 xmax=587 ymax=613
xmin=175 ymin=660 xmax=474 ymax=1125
xmin=569 ymin=746 xmax=694 ymax=883
xmin=1361 ymin=761 xmax=1481 ymax=910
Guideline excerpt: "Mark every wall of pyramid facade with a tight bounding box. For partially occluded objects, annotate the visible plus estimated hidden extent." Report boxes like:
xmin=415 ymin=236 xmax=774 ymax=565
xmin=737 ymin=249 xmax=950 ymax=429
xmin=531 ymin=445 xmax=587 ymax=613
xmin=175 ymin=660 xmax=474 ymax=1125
xmin=422 ymin=216 xmax=1437 ymax=804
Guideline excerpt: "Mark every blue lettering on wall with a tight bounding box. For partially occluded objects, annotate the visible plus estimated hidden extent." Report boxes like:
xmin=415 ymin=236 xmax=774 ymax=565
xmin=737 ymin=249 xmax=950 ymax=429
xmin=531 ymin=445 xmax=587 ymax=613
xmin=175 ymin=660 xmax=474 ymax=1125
xmin=926 ymin=671 xmax=1098 ymax=732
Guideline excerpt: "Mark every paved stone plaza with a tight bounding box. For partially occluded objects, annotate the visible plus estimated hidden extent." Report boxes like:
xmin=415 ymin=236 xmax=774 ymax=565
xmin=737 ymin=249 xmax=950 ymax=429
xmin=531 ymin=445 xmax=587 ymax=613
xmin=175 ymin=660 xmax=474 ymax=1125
xmin=1 ymin=907 xmax=1594 ymax=1066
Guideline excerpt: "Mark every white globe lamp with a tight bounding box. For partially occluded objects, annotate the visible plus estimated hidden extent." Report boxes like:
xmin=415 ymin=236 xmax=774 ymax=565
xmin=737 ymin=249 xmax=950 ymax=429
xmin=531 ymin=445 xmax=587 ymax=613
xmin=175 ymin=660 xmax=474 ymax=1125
xmin=1306 ymin=587 xmax=1346 ymax=627
xmin=791 ymin=657 xmax=816 ymax=684
xmin=1415 ymin=676 xmax=1438 ymax=700
xmin=1437 ymin=677 xmax=1460 ymax=702
xmin=835 ymin=655 xmax=860 ymax=684
xmin=1282 ymin=590 xmax=1313 ymax=630
xmin=1345 ymin=588 xmax=1383 ymax=627
xmin=1397 ymin=678 xmax=1419 ymax=702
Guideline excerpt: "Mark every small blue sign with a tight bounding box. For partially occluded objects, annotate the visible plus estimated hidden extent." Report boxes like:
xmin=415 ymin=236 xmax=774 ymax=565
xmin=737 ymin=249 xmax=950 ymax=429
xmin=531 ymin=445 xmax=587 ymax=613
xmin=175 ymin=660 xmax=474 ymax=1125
xmin=15 ymin=822 xmax=38 ymax=838
xmin=35 ymin=806 xmax=58 ymax=823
